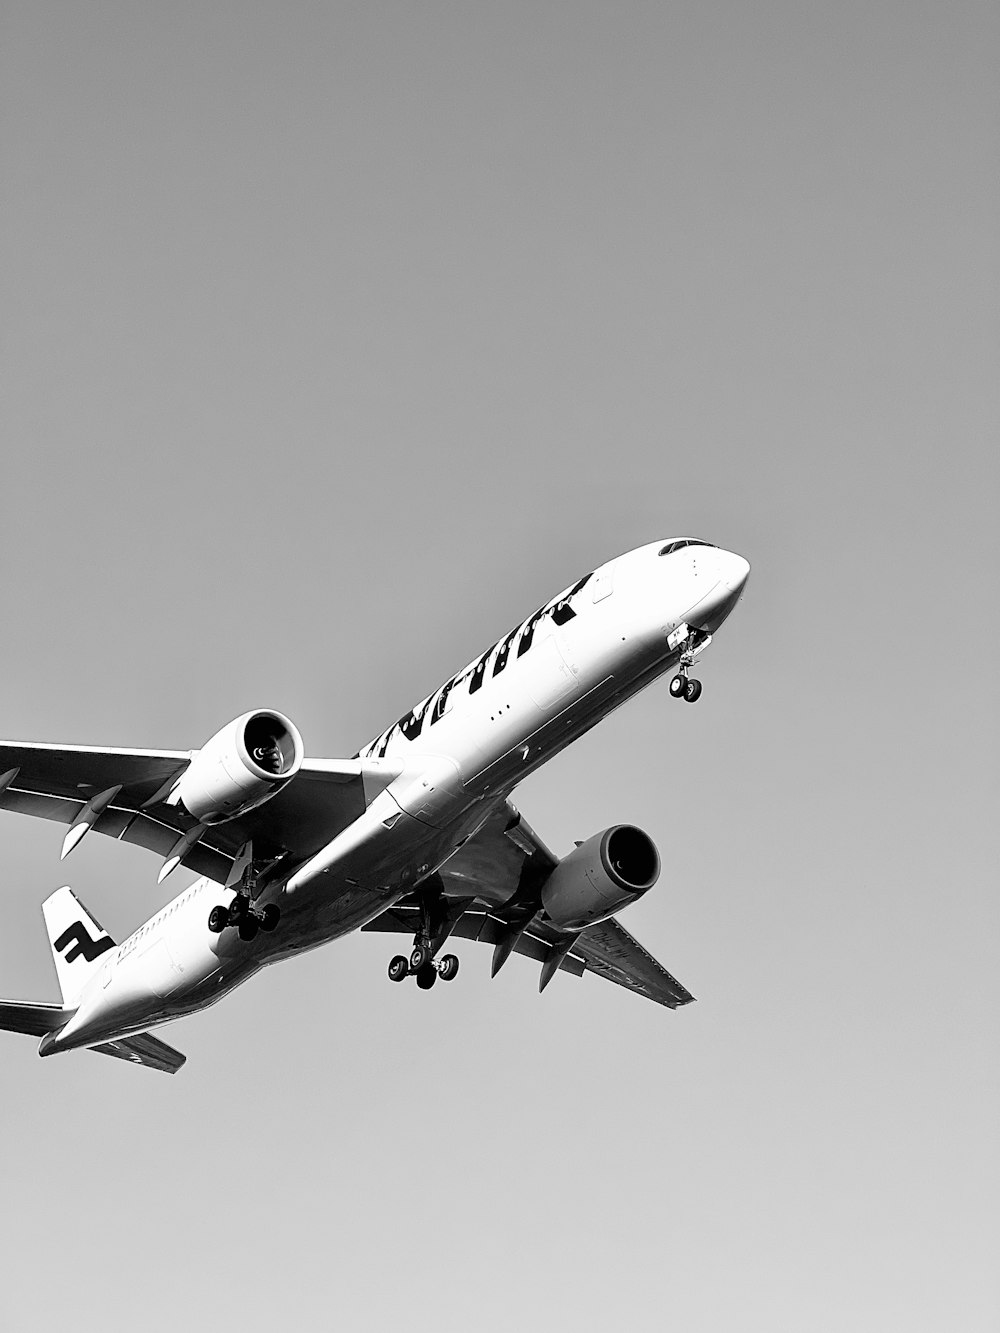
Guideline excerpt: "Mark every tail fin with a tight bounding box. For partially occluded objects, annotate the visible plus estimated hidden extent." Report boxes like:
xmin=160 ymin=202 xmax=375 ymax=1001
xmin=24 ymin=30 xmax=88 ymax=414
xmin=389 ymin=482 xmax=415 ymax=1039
xmin=41 ymin=887 xmax=116 ymax=1007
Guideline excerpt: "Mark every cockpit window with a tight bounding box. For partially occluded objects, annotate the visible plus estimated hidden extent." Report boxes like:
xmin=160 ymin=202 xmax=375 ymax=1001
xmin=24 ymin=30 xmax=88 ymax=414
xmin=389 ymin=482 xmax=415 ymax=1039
xmin=658 ymin=539 xmax=715 ymax=556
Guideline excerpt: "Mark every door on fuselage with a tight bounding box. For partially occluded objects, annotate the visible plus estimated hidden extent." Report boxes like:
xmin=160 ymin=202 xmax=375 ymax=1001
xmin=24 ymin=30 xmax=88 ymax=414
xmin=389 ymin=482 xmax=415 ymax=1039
xmin=590 ymin=563 xmax=616 ymax=602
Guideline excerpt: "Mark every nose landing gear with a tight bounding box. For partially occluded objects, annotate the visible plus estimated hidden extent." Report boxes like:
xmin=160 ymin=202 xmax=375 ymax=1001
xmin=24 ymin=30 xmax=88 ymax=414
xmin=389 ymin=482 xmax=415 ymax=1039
xmin=669 ymin=666 xmax=703 ymax=703
xmin=682 ymin=675 xmax=703 ymax=702
xmin=667 ymin=627 xmax=712 ymax=703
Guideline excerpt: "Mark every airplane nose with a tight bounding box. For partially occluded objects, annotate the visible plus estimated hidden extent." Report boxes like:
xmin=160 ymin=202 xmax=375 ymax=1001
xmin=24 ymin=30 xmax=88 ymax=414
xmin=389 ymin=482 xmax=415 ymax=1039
xmin=686 ymin=549 xmax=750 ymax=632
xmin=718 ymin=550 xmax=751 ymax=592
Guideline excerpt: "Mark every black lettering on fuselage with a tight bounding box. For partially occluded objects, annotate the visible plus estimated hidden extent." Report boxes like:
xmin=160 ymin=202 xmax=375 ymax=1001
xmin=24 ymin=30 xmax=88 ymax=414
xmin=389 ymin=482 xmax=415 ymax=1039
xmin=375 ymin=723 xmax=398 ymax=758
xmin=430 ymin=678 xmax=455 ymax=725
xmin=398 ymin=703 xmax=427 ymax=742
xmin=468 ymin=649 xmax=492 ymax=695
xmin=493 ymin=628 xmax=520 ymax=676
xmin=517 ymin=607 xmax=547 ymax=657
xmin=54 ymin=922 xmax=114 ymax=965
xmin=359 ymin=570 xmax=595 ymax=752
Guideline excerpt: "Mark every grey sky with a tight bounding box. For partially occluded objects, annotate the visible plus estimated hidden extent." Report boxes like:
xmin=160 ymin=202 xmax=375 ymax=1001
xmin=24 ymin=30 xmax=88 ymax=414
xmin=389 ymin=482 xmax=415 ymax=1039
xmin=2 ymin=3 xmax=996 ymax=1329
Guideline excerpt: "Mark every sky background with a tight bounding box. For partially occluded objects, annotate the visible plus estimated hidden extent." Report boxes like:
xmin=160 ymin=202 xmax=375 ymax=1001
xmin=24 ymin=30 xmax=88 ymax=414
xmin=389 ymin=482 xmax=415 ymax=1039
xmin=2 ymin=3 xmax=997 ymax=1329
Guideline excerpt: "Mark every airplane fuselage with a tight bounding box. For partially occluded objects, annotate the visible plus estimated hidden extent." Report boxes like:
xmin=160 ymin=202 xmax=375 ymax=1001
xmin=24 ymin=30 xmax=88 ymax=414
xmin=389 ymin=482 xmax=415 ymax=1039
xmin=47 ymin=539 xmax=750 ymax=1053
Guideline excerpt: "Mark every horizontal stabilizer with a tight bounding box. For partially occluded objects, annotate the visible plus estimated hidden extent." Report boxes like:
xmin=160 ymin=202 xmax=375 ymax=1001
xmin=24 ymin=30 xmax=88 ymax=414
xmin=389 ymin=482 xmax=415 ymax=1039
xmin=0 ymin=1000 xmax=68 ymax=1037
xmin=90 ymin=1031 xmax=186 ymax=1074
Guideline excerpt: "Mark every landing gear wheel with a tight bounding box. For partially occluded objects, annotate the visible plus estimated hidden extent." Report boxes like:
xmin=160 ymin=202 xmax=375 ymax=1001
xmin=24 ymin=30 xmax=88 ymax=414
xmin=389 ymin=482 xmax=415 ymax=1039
xmin=410 ymin=944 xmax=430 ymax=972
xmin=669 ymin=673 xmax=687 ymax=698
xmin=259 ymin=904 xmax=280 ymax=932
xmin=228 ymin=895 xmax=249 ymax=926
xmin=207 ymin=905 xmax=228 ymax=933
xmin=438 ymin=954 xmax=459 ymax=982
xmin=415 ymin=963 xmax=438 ymax=990
xmin=683 ymin=677 xmax=703 ymax=703
xmin=238 ymin=916 xmax=259 ymax=942
xmin=388 ymin=955 xmax=409 ymax=982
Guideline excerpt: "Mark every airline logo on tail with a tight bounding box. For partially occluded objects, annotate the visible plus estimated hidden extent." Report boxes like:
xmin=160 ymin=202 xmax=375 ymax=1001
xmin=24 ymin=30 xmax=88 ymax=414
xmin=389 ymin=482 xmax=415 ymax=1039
xmin=42 ymin=887 xmax=117 ymax=1007
xmin=53 ymin=922 xmax=114 ymax=965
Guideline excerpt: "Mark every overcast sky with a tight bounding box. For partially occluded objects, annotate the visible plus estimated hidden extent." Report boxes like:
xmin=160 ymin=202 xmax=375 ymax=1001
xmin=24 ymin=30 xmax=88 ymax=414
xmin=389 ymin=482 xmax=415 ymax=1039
xmin=1 ymin=4 xmax=997 ymax=1330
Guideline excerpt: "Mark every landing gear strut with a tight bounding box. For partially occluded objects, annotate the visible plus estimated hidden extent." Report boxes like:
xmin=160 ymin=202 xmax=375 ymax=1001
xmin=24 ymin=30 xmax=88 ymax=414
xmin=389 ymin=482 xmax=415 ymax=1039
xmin=207 ymin=842 xmax=282 ymax=938
xmin=668 ymin=629 xmax=711 ymax=704
xmin=386 ymin=878 xmax=466 ymax=989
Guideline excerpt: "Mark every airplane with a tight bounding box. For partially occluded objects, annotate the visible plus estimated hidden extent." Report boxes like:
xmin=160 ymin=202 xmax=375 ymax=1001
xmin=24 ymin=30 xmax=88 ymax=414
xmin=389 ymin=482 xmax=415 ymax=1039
xmin=0 ymin=537 xmax=749 ymax=1073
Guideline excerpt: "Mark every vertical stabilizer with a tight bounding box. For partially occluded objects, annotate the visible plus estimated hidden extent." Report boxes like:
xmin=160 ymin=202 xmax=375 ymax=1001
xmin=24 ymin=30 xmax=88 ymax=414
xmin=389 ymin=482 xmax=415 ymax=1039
xmin=41 ymin=887 xmax=116 ymax=1008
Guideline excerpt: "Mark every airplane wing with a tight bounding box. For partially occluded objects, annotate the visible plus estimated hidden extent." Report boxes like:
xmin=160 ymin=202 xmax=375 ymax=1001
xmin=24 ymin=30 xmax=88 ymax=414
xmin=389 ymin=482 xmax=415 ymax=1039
xmin=363 ymin=801 xmax=695 ymax=1010
xmin=0 ymin=741 xmax=372 ymax=884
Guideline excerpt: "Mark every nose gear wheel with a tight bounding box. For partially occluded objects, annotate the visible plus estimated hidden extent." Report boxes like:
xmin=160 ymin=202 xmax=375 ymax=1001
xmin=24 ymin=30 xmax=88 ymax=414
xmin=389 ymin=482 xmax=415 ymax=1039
xmin=668 ymin=626 xmax=712 ymax=703
xmin=670 ymin=668 xmax=703 ymax=702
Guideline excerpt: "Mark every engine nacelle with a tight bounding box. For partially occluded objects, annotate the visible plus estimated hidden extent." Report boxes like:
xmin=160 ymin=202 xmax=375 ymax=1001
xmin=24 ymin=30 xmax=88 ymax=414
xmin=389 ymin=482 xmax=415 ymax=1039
xmin=177 ymin=710 xmax=304 ymax=825
xmin=540 ymin=825 xmax=660 ymax=932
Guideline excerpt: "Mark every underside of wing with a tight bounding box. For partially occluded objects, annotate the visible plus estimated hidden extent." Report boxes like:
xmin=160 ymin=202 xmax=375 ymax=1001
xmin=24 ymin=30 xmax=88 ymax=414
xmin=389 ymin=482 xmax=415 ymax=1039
xmin=0 ymin=741 xmax=371 ymax=886
xmin=364 ymin=800 xmax=694 ymax=1010
xmin=569 ymin=917 xmax=694 ymax=1008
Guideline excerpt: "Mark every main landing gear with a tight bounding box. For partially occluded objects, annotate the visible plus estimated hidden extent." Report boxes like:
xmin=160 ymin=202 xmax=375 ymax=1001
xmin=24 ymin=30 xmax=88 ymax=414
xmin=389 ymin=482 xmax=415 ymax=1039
xmin=387 ymin=878 xmax=467 ymax=990
xmin=208 ymin=896 xmax=281 ymax=940
xmin=388 ymin=950 xmax=460 ymax=990
xmin=207 ymin=841 xmax=280 ymax=940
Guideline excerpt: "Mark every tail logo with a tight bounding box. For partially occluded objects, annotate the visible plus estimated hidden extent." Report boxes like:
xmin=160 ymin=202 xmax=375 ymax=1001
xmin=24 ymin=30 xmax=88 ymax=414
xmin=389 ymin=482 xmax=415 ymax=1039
xmin=54 ymin=921 xmax=114 ymax=965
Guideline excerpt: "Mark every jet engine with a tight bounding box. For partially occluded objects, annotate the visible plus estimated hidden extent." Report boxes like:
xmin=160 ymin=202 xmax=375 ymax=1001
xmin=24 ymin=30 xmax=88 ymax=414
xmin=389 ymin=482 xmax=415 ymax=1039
xmin=176 ymin=710 xmax=304 ymax=824
xmin=540 ymin=825 xmax=660 ymax=932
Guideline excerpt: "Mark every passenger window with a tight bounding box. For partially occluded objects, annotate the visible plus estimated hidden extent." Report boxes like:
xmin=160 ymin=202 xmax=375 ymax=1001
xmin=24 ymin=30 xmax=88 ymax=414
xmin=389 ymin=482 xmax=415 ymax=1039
xmin=468 ymin=650 xmax=492 ymax=695
xmin=399 ymin=706 xmax=426 ymax=742
xmin=517 ymin=608 xmax=546 ymax=657
xmin=493 ymin=628 xmax=519 ymax=676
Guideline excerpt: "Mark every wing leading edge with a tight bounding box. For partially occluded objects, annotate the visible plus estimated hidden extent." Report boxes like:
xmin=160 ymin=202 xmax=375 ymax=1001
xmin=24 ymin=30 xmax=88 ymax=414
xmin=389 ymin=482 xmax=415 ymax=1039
xmin=0 ymin=742 xmax=374 ymax=885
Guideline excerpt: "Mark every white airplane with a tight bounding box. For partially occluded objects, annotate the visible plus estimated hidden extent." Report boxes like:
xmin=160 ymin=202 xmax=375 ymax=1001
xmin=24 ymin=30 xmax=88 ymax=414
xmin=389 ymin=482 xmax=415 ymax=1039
xmin=0 ymin=538 xmax=749 ymax=1073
